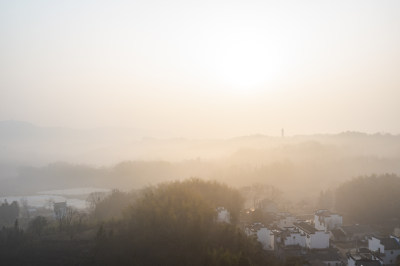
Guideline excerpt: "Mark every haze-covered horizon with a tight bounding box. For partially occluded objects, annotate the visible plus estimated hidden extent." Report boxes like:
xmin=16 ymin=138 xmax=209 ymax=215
xmin=1 ymin=119 xmax=399 ymax=139
xmin=1 ymin=118 xmax=400 ymax=202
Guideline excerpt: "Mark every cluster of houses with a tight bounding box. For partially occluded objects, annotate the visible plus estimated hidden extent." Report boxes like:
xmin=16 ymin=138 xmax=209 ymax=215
xmin=347 ymin=236 xmax=400 ymax=266
xmin=244 ymin=209 xmax=400 ymax=266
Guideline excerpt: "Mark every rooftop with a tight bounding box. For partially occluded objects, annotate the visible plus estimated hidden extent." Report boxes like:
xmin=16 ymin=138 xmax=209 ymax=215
xmin=295 ymin=222 xmax=317 ymax=234
xmin=315 ymin=209 xmax=340 ymax=217
xmin=246 ymin=222 xmax=268 ymax=232
xmin=279 ymin=228 xmax=303 ymax=239
xmin=354 ymin=259 xmax=381 ymax=266
xmin=347 ymin=249 xmax=375 ymax=261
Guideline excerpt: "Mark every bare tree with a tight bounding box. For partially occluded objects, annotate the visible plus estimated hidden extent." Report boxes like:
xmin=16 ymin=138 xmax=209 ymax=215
xmin=86 ymin=191 xmax=107 ymax=211
xmin=20 ymin=197 xmax=30 ymax=219
xmin=249 ymin=183 xmax=282 ymax=209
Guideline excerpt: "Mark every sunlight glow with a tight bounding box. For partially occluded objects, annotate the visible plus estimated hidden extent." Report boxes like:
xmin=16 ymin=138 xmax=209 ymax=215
xmin=211 ymin=30 xmax=283 ymax=93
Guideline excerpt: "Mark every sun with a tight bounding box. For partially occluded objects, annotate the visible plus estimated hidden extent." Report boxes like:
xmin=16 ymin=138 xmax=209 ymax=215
xmin=210 ymin=33 xmax=281 ymax=93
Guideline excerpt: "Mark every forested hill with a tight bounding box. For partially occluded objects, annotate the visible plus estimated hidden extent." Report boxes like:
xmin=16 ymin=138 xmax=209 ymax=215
xmin=1 ymin=121 xmax=400 ymax=200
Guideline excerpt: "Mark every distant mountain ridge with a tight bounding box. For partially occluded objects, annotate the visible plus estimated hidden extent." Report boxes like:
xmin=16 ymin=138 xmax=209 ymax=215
xmin=1 ymin=120 xmax=398 ymax=141
xmin=1 ymin=121 xmax=400 ymax=199
xmin=1 ymin=120 xmax=399 ymax=167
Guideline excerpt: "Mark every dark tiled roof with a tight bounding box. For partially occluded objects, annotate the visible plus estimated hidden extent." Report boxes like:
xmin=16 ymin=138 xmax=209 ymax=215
xmin=279 ymin=228 xmax=304 ymax=241
xmin=295 ymin=222 xmax=316 ymax=234
xmin=246 ymin=222 xmax=267 ymax=232
xmin=359 ymin=248 xmax=371 ymax=254
xmin=315 ymin=210 xmax=332 ymax=217
xmin=347 ymin=249 xmax=375 ymax=261
xmin=354 ymin=259 xmax=381 ymax=266
xmin=315 ymin=209 xmax=340 ymax=217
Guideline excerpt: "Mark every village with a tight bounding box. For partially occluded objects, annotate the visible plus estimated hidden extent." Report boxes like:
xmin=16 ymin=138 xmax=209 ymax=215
xmin=234 ymin=205 xmax=400 ymax=266
xmin=1 ymin=176 xmax=400 ymax=265
xmin=48 ymin=193 xmax=399 ymax=266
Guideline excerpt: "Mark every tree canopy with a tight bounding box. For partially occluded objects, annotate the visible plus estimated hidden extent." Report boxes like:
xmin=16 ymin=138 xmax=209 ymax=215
xmin=94 ymin=178 xmax=273 ymax=265
xmin=0 ymin=200 xmax=19 ymax=227
xmin=335 ymin=174 xmax=400 ymax=224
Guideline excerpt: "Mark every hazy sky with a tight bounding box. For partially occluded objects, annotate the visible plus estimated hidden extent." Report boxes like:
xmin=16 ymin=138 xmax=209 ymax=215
xmin=1 ymin=0 xmax=400 ymax=138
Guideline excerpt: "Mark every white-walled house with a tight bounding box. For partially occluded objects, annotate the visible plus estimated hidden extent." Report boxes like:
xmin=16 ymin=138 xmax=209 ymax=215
xmin=275 ymin=222 xmax=330 ymax=250
xmin=295 ymin=222 xmax=330 ymax=249
xmin=368 ymin=236 xmax=400 ymax=265
xmin=394 ymin=227 xmax=400 ymax=238
xmin=257 ymin=227 xmax=275 ymax=251
xmin=216 ymin=207 xmax=230 ymax=223
xmin=279 ymin=228 xmax=306 ymax=248
xmin=245 ymin=223 xmax=275 ymax=250
xmin=314 ymin=210 xmax=342 ymax=232
xmin=347 ymin=248 xmax=382 ymax=266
